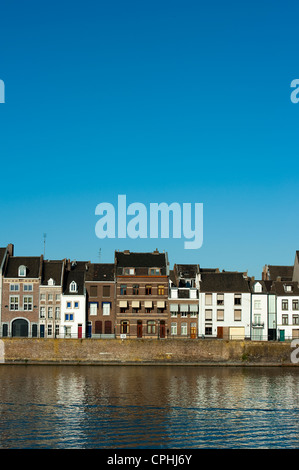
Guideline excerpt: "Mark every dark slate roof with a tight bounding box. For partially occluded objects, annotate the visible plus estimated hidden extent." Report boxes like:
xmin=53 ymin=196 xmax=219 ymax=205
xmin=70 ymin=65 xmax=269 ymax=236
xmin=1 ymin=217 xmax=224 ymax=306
xmin=0 ymin=248 xmax=6 ymax=267
xmin=200 ymin=272 xmax=250 ymax=293
xmin=249 ymin=280 xmax=274 ymax=294
xmin=174 ymin=264 xmax=199 ymax=279
xmin=41 ymin=260 xmax=64 ymax=286
xmin=4 ymin=256 xmax=42 ymax=278
xmin=271 ymin=281 xmax=299 ymax=296
xmin=63 ymin=270 xmax=85 ymax=295
xmin=268 ymin=265 xmax=293 ymax=281
xmin=86 ymin=263 xmax=115 ymax=282
xmin=115 ymin=251 xmax=167 ymax=268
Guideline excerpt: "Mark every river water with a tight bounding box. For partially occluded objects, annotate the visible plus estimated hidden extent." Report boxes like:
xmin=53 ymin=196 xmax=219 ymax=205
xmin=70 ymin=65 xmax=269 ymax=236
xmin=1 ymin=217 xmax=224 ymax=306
xmin=0 ymin=365 xmax=298 ymax=449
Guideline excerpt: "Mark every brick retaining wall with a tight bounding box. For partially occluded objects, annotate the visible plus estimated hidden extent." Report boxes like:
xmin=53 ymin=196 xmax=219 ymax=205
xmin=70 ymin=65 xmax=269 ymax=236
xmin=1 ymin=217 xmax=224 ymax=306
xmin=0 ymin=338 xmax=298 ymax=365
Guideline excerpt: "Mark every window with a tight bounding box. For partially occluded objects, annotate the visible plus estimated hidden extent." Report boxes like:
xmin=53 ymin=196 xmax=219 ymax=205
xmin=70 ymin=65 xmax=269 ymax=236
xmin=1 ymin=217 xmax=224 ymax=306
xmin=10 ymin=296 xmax=19 ymax=310
xmin=90 ymin=286 xmax=97 ymax=297
xmin=234 ymin=309 xmax=242 ymax=321
xmin=120 ymin=284 xmax=127 ymax=295
xmin=47 ymin=324 xmax=53 ymax=336
xmin=171 ymin=322 xmax=177 ymax=335
xmin=10 ymin=284 xmax=19 ymax=291
xmin=205 ymin=309 xmax=212 ymax=321
xmin=149 ymin=268 xmax=160 ymax=275
xmin=67 ymin=302 xmax=72 ymax=309
xmin=123 ymin=268 xmax=135 ymax=275
xmin=147 ymin=321 xmax=156 ymax=334
xmin=47 ymin=278 xmax=55 ymax=286
xmin=40 ymin=293 xmax=46 ymax=301
xmin=74 ymin=301 xmax=79 ymax=308
xmin=133 ymin=285 xmax=139 ymax=295
xmin=158 ymin=285 xmax=165 ymax=295
xmin=234 ymin=294 xmax=241 ymax=305
xmin=24 ymin=284 xmax=33 ymax=292
xmin=103 ymin=303 xmax=110 ymax=316
xmin=282 ymin=300 xmax=288 ymax=310
xmin=40 ymin=306 xmax=46 ymax=318
xmin=56 ymin=294 xmax=60 ymax=302
xmin=254 ymin=314 xmax=262 ymax=325
xmin=103 ymin=285 xmax=110 ymax=297
xmin=55 ymin=307 xmax=60 ymax=319
xmin=48 ymin=307 xmax=53 ymax=319
xmin=65 ymin=313 xmax=74 ymax=321
xmin=293 ymin=315 xmax=299 ymax=325
xmin=217 ymin=294 xmax=224 ymax=306
xmin=171 ymin=288 xmax=178 ymax=299
xmin=90 ymin=303 xmax=98 ymax=316
xmin=55 ymin=324 xmax=60 ymax=337
xmin=18 ymin=265 xmax=26 ymax=277
xmin=205 ymin=325 xmax=212 ymax=335
xmin=145 ymin=285 xmax=152 ymax=295
xmin=69 ymin=281 xmax=77 ymax=293
xmin=282 ymin=314 xmax=288 ymax=325
xmin=293 ymin=300 xmax=299 ymax=311
xmin=254 ymin=300 xmax=261 ymax=309
xmin=121 ymin=320 xmax=129 ymax=334
xmin=217 ymin=309 xmax=224 ymax=321
xmin=284 ymin=285 xmax=293 ymax=292
xmin=23 ymin=296 xmax=33 ymax=311
xmin=205 ymin=294 xmax=212 ymax=305
xmin=181 ymin=323 xmax=187 ymax=336
xmin=254 ymin=282 xmax=262 ymax=293
xmin=48 ymin=293 xmax=53 ymax=301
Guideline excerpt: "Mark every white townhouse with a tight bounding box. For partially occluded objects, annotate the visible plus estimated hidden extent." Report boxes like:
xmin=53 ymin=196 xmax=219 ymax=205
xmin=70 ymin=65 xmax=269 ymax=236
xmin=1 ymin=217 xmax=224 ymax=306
xmin=249 ymin=280 xmax=276 ymax=341
xmin=272 ymin=280 xmax=299 ymax=341
xmin=198 ymin=271 xmax=251 ymax=339
xmin=60 ymin=260 xmax=88 ymax=338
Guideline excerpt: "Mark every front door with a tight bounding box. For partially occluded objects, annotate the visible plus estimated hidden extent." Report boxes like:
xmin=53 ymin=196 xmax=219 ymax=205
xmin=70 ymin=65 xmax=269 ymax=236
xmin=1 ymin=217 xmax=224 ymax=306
xmin=160 ymin=321 xmax=165 ymax=338
xmin=78 ymin=324 xmax=82 ymax=339
xmin=191 ymin=323 xmax=197 ymax=339
xmin=217 ymin=327 xmax=223 ymax=339
xmin=137 ymin=321 xmax=142 ymax=338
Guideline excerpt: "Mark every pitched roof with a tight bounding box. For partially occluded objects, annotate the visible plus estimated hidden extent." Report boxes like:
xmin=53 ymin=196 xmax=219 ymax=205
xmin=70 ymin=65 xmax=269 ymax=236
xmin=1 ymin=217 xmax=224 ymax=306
xmin=41 ymin=260 xmax=64 ymax=286
xmin=63 ymin=269 xmax=85 ymax=295
xmin=174 ymin=264 xmax=199 ymax=279
xmin=115 ymin=250 xmax=167 ymax=268
xmin=271 ymin=281 xmax=299 ymax=296
xmin=267 ymin=265 xmax=293 ymax=281
xmin=0 ymin=248 xmax=6 ymax=268
xmin=86 ymin=263 xmax=115 ymax=282
xmin=4 ymin=256 xmax=42 ymax=278
xmin=200 ymin=272 xmax=250 ymax=293
xmin=249 ymin=280 xmax=274 ymax=293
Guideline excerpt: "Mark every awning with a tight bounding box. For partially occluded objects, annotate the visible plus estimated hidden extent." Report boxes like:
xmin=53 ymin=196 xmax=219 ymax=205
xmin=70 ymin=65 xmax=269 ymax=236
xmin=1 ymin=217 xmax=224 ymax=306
xmin=180 ymin=304 xmax=189 ymax=312
xmin=157 ymin=301 xmax=165 ymax=308
xmin=169 ymin=304 xmax=179 ymax=312
xmin=119 ymin=300 xmax=128 ymax=308
xmin=144 ymin=301 xmax=153 ymax=308
xmin=189 ymin=304 xmax=199 ymax=312
xmin=132 ymin=301 xmax=140 ymax=308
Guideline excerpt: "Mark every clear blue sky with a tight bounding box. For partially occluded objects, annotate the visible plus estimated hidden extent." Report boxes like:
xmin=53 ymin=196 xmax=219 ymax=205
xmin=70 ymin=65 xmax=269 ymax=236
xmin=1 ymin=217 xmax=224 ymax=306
xmin=0 ymin=0 xmax=298 ymax=278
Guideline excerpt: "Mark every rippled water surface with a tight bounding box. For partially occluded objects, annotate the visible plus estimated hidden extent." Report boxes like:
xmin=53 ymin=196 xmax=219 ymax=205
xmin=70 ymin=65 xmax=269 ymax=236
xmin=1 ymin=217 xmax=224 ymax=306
xmin=0 ymin=365 xmax=298 ymax=448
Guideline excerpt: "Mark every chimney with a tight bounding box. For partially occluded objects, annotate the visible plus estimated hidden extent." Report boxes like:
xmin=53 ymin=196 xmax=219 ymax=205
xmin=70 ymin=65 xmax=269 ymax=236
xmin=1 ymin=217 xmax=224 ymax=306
xmin=7 ymin=243 xmax=14 ymax=256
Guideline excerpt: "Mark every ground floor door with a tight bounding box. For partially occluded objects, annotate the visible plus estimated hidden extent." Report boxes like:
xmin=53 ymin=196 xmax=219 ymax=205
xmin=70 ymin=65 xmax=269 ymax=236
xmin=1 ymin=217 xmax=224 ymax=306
xmin=217 ymin=326 xmax=224 ymax=339
xmin=78 ymin=324 xmax=82 ymax=339
xmin=160 ymin=321 xmax=165 ymax=338
xmin=137 ymin=320 xmax=143 ymax=338
xmin=191 ymin=323 xmax=197 ymax=339
xmin=12 ymin=319 xmax=28 ymax=337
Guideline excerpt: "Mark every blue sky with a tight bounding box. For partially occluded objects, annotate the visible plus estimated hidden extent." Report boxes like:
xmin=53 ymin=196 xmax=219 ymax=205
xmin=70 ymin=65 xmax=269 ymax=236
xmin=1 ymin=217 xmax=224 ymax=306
xmin=0 ymin=0 xmax=298 ymax=277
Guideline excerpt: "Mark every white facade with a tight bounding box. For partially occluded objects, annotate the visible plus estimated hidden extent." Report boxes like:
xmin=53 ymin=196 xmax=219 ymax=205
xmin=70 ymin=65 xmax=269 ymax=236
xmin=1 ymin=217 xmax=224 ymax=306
xmin=276 ymin=292 xmax=299 ymax=341
xmin=251 ymin=281 xmax=268 ymax=341
xmin=60 ymin=292 xmax=86 ymax=338
xmin=199 ymin=291 xmax=251 ymax=339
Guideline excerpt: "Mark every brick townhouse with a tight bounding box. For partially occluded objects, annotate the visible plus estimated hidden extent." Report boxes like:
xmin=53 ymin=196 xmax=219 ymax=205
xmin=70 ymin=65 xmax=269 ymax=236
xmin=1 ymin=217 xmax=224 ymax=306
xmin=85 ymin=263 xmax=116 ymax=338
xmin=115 ymin=250 xmax=169 ymax=338
xmin=1 ymin=254 xmax=43 ymax=337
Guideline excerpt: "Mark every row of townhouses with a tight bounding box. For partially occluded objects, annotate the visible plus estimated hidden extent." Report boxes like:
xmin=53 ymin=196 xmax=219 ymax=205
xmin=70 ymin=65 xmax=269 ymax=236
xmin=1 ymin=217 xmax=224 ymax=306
xmin=0 ymin=244 xmax=299 ymax=342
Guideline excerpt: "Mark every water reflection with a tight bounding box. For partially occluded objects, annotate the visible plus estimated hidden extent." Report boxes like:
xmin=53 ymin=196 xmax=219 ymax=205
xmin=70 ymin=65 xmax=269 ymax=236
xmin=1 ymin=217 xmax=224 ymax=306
xmin=0 ymin=365 xmax=298 ymax=448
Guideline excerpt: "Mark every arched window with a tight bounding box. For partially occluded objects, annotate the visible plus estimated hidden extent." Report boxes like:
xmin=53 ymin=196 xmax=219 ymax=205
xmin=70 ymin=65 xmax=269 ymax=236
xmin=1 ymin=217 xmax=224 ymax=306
xmin=18 ymin=265 xmax=26 ymax=277
xmin=69 ymin=281 xmax=77 ymax=293
xmin=48 ymin=278 xmax=55 ymax=286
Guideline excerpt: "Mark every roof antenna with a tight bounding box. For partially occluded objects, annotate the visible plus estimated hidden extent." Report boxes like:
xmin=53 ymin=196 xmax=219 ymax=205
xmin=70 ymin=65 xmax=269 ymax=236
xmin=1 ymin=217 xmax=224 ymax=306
xmin=43 ymin=233 xmax=47 ymax=258
xmin=98 ymin=248 xmax=101 ymax=263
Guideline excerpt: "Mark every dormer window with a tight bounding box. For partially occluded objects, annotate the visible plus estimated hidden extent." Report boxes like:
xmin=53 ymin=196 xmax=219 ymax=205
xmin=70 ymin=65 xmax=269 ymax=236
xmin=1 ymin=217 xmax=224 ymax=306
xmin=254 ymin=282 xmax=262 ymax=293
xmin=123 ymin=268 xmax=135 ymax=275
xmin=70 ymin=281 xmax=77 ymax=293
xmin=48 ymin=278 xmax=55 ymax=286
xmin=18 ymin=265 xmax=26 ymax=277
xmin=149 ymin=268 xmax=161 ymax=275
xmin=284 ymin=285 xmax=293 ymax=293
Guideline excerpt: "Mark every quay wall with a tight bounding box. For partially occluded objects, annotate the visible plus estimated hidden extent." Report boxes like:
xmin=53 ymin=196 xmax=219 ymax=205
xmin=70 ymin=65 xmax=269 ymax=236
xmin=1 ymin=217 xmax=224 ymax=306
xmin=0 ymin=338 xmax=298 ymax=365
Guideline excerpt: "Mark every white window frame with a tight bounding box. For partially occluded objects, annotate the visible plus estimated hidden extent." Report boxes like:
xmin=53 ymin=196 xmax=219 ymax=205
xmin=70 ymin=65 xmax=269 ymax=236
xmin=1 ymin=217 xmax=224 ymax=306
xmin=90 ymin=303 xmax=98 ymax=316
xmin=103 ymin=302 xmax=110 ymax=316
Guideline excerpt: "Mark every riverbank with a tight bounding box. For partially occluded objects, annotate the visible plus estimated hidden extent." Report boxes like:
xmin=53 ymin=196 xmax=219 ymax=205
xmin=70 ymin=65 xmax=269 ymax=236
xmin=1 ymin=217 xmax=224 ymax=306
xmin=0 ymin=337 xmax=298 ymax=366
